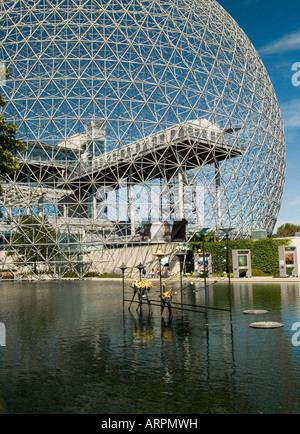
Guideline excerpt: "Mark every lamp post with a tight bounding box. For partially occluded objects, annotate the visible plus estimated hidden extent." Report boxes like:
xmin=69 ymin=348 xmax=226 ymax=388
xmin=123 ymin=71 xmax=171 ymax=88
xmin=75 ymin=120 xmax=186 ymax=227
xmin=198 ymin=227 xmax=210 ymax=279
xmin=175 ymin=249 xmax=187 ymax=306
xmin=220 ymin=227 xmax=234 ymax=323
xmin=198 ymin=228 xmax=210 ymax=325
xmin=153 ymin=249 xmax=166 ymax=299
xmin=136 ymin=262 xmax=144 ymax=281
xmin=119 ymin=263 xmax=128 ymax=306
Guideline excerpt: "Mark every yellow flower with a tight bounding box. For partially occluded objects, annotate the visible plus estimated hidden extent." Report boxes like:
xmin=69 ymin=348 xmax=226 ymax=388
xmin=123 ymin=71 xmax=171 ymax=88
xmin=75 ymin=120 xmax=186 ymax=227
xmin=132 ymin=280 xmax=153 ymax=290
xmin=162 ymin=288 xmax=173 ymax=299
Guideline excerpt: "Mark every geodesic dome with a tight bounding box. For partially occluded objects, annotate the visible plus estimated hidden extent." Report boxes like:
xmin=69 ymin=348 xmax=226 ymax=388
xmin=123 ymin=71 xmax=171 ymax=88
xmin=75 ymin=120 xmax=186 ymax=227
xmin=0 ymin=0 xmax=285 ymax=278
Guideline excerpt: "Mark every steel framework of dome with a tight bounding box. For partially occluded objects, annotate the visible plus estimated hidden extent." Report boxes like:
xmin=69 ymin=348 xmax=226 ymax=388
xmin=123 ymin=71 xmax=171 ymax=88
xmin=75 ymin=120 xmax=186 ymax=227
xmin=0 ymin=0 xmax=285 ymax=279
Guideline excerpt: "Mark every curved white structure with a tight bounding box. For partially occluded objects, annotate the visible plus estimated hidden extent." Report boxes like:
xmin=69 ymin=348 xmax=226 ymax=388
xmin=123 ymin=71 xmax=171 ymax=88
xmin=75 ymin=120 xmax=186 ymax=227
xmin=0 ymin=0 xmax=285 ymax=278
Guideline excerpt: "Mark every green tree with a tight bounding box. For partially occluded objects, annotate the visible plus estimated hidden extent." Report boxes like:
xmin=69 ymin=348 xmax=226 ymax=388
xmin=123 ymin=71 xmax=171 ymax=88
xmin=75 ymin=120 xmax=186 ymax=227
xmin=276 ymin=223 xmax=300 ymax=237
xmin=10 ymin=215 xmax=58 ymax=273
xmin=0 ymin=68 xmax=26 ymax=190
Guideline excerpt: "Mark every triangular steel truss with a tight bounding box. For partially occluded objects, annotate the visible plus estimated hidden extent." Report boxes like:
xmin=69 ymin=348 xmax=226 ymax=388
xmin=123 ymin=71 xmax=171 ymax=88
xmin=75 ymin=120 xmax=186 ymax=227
xmin=0 ymin=0 xmax=285 ymax=280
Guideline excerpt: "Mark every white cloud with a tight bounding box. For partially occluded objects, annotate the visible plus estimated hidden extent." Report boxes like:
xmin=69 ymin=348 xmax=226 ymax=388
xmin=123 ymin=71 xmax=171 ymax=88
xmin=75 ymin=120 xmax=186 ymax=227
xmin=259 ymin=29 xmax=300 ymax=55
xmin=280 ymin=99 xmax=300 ymax=128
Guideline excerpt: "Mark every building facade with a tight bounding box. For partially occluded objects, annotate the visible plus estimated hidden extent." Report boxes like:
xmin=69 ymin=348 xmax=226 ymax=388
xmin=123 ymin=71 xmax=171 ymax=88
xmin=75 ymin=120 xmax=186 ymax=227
xmin=0 ymin=0 xmax=285 ymax=278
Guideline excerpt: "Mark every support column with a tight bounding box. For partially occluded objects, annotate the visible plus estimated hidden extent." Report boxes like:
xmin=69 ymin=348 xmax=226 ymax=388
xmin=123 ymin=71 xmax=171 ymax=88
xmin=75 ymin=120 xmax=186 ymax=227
xmin=63 ymin=196 xmax=68 ymax=218
xmin=38 ymin=197 xmax=44 ymax=217
xmin=6 ymin=206 xmax=12 ymax=221
xmin=178 ymin=170 xmax=185 ymax=219
xmin=147 ymin=186 xmax=152 ymax=221
xmin=215 ymin=160 xmax=222 ymax=228
xmin=160 ymin=179 xmax=163 ymax=220
xmin=169 ymin=182 xmax=175 ymax=219
xmin=92 ymin=185 xmax=97 ymax=220
xmin=128 ymin=169 xmax=135 ymax=235
xmin=116 ymin=188 xmax=120 ymax=222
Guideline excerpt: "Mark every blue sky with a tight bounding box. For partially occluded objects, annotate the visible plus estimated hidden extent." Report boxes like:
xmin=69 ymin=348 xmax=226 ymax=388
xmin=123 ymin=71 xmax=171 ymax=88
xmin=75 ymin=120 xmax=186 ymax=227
xmin=218 ymin=0 xmax=300 ymax=230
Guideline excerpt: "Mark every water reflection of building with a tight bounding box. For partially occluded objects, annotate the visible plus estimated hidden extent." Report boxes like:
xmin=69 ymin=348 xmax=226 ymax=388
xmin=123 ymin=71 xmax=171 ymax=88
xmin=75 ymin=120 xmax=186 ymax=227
xmin=1 ymin=281 xmax=300 ymax=413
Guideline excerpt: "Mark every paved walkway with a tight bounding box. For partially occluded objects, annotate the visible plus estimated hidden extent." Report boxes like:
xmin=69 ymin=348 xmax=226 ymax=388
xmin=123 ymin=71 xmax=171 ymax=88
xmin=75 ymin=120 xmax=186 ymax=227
xmin=205 ymin=276 xmax=300 ymax=283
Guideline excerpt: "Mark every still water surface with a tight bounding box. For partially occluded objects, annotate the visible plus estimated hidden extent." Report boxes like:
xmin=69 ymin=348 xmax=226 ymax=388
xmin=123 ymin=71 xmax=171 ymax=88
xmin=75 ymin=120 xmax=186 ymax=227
xmin=0 ymin=279 xmax=299 ymax=414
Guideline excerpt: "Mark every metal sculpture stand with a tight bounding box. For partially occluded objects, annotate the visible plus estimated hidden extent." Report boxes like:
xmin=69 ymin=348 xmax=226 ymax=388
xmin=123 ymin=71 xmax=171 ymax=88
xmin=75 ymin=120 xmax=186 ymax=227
xmin=128 ymin=281 xmax=152 ymax=313
xmin=122 ymin=241 xmax=233 ymax=327
xmin=161 ymin=286 xmax=173 ymax=319
xmin=124 ymin=278 xmax=232 ymax=325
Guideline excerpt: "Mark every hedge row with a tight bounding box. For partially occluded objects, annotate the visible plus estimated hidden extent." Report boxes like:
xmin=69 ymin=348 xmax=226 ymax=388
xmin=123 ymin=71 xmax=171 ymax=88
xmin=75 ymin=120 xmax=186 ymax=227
xmin=190 ymin=238 xmax=291 ymax=276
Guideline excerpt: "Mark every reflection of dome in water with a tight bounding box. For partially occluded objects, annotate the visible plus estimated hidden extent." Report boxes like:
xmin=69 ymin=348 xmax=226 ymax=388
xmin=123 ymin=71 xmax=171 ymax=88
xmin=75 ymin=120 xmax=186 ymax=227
xmin=0 ymin=0 xmax=285 ymax=277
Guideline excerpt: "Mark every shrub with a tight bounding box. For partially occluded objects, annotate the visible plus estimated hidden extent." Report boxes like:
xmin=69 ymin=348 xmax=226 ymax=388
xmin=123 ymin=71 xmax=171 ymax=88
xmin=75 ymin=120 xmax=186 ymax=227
xmin=84 ymin=271 xmax=122 ymax=278
xmin=0 ymin=271 xmax=14 ymax=279
xmin=191 ymin=238 xmax=291 ymax=276
xmin=61 ymin=272 xmax=78 ymax=278
xmin=251 ymin=268 xmax=269 ymax=277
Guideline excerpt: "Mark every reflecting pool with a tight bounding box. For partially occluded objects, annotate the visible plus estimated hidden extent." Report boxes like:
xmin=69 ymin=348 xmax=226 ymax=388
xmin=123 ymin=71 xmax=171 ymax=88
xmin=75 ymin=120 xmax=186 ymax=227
xmin=0 ymin=279 xmax=299 ymax=414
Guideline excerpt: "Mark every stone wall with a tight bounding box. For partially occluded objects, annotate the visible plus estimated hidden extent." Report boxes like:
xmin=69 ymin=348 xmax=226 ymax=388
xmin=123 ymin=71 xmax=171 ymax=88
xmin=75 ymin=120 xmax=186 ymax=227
xmin=85 ymin=243 xmax=182 ymax=279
